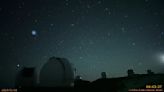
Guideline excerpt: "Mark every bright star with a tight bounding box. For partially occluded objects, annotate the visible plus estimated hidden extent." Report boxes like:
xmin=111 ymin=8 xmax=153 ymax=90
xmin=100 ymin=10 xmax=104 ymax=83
xmin=32 ymin=30 xmax=37 ymax=36
xmin=159 ymin=54 xmax=164 ymax=63
xmin=17 ymin=64 xmax=20 ymax=68
xmin=157 ymin=53 xmax=164 ymax=64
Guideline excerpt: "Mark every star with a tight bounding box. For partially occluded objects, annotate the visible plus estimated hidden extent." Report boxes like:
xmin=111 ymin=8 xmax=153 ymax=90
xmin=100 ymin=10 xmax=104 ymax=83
xmin=71 ymin=10 xmax=75 ymax=13
xmin=108 ymin=11 xmax=111 ymax=15
xmin=34 ymin=19 xmax=38 ymax=24
xmin=104 ymin=8 xmax=109 ymax=11
xmin=124 ymin=15 xmax=129 ymax=18
xmin=87 ymin=5 xmax=91 ymax=9
xmin=17 ymin=64 xmax=20 ymax=68
xmin=70 ymin=23 xmax=75 ymax=27
xmin=107 ymin=32 xmax=111 ymax=37
xmin=65 ymin=3 xmax=69 ymax=6
xmin=79 ymin=56 xmax=83 ymax=59
xmin=31 ymin=30 xmax=37 ymax=36
xmin=98 ymin=1 xmax=102 ymax=4
xmin=121 ymin=27 xmax=127 ymax=33
xmin=50 ymin=24 xmax=54 ymax=26
xmin=132 ymin=42 xmax=136 ymax=46
xmin=159 ymin=54 xmax=164 ymax=63
xmin=79 ymin=46 xmax=82 ymax=50
xmin=145 ymin=0 xmax=149 ymax=2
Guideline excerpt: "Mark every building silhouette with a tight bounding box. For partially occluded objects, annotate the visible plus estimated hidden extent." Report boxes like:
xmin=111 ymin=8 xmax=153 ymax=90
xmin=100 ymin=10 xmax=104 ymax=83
xmin=39 ymin=57 xmax=74 ymax=87
xmin=127 ymin=69 xmax=134 ymax=77
xmin=13 ymin=57 xmax=164 ymax=92
xmin=101 ymin=72 xmax=107 ymax=79
xmin=147 ymin=69 xmax=154 ymax=75
xmin=90 ymin=70 xmax=164 ymax=92
xmin=15 ymin=67 xmax=37 ymax=88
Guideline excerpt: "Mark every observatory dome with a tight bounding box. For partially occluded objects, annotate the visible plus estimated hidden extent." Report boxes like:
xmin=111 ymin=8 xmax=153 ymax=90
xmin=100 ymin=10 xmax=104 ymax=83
xmin=39 ymin=57 xmax=74 ymax=87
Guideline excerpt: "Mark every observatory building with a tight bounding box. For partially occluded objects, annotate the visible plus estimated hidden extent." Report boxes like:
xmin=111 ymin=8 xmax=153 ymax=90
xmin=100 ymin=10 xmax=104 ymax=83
xmin=39 ymin=57 xmax=74 ymax=87
xmin=15 ymin=67 xmax=37 ymax=87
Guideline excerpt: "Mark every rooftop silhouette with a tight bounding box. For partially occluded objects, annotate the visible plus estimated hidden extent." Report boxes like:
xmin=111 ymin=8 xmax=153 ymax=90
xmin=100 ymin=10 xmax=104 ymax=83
xmin=13 ymin=57 xmax=164 ymax=92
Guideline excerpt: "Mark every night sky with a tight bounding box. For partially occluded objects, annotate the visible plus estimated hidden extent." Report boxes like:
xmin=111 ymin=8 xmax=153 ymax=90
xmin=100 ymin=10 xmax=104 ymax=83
xmin=0 ymin=0 xmax=164 ymax=87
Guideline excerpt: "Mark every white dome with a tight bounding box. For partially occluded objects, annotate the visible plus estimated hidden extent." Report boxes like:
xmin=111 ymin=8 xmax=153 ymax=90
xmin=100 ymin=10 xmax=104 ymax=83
xmin=39 ymin=57 xmax=74 ymax=87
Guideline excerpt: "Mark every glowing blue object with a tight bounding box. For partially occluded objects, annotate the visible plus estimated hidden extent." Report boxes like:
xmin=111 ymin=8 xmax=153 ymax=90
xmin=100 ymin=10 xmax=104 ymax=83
xmin=32 ymin=30 xmax=37 ymax=36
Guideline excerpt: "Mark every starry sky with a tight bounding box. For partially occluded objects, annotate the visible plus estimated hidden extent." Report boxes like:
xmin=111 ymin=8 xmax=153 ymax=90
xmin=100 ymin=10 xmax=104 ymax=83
xmin=0 ymin=0 xmax=164 ymax=87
